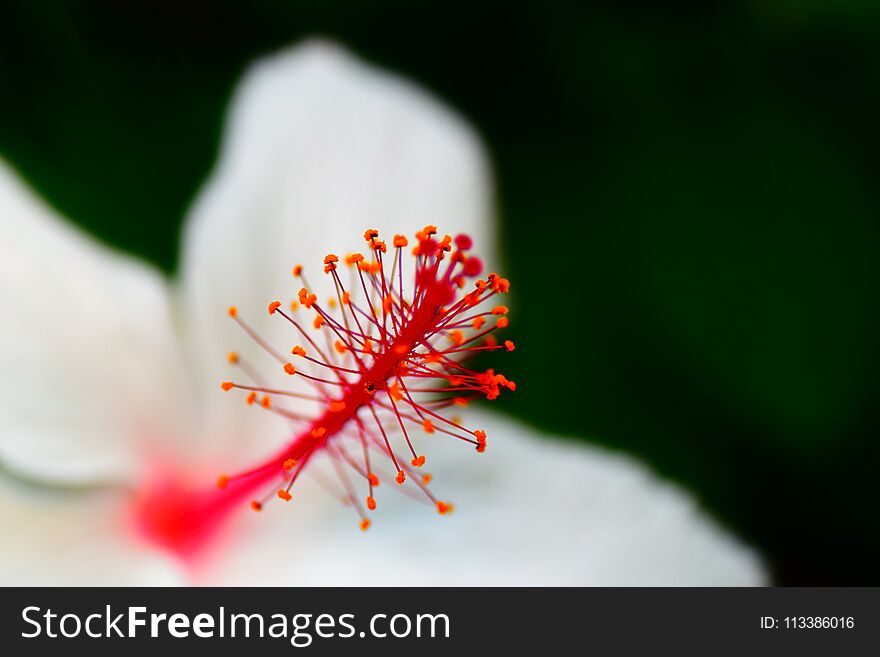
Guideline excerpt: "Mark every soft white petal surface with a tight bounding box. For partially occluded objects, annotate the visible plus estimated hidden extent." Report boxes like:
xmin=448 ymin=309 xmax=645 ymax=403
xmin=201 ymin=409 xmax=766 ymax=586
xmin=0 ymin=480 xmax=184 ymax=585
xmin=179 ymin=40 xmax=495 ymax=467
xmin=0 ymin=160 xmax=193 ymax=484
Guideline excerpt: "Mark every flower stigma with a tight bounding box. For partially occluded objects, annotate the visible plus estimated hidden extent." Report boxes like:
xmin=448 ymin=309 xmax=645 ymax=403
xmin=135 ymin=227 xmax=514 ymax=558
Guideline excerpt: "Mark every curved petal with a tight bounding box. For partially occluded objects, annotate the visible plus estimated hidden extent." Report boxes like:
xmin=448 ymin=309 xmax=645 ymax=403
xmin=203 ymin=410 xmax=766 ymax=586
xmin=0 ymin=160 xmax=193 ymax=484
xmin=0 ymin=479 xmax=185 ymax=585
xmin=178 ymin=39 xmax=495 ymax=465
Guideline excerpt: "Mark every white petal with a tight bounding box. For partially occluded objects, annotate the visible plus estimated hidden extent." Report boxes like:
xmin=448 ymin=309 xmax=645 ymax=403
xmin=0 ymin=480 xmax=185 ymax=585
xmin=0 ymin=160 xmax=193 ymax=484
xmin=178 ymin=39 xmax=494 ymax=464
xmin=202 ymin=410 xmax=766 ymax=586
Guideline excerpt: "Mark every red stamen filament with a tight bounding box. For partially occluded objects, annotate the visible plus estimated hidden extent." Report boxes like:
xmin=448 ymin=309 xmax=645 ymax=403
xmin=136 ymin=227 xmax=514 ymax=556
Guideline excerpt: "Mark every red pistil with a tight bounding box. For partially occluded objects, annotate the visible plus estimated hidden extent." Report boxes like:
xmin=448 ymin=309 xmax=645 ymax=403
xmin=136 ymin=227 xmax=514 ymax=557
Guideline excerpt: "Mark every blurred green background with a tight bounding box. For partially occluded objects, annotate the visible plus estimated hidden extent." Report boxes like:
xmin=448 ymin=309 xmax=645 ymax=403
xmin=2 ymin=1 xmax=879 ymax=584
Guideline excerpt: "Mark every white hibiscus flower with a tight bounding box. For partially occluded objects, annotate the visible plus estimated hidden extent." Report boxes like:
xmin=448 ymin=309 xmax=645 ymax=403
xmin=0 ymin=40 xmax=766 ymax=586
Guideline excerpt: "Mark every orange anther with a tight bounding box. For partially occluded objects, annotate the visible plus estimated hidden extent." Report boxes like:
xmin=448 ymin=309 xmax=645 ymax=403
xmin=422 ymin=419 xmax=435 ymax=434
xmin=449 ymin=330 xmax=465 ymax=346
xmin=492 ymin=305 xmax=509 ymax=315
xmin=291 ymin=345 xmax=306 ymax=357
xmin=393 ymin=234 xmax=409 ymax=247
xmin=311 ymin=426 xmax=326 ymax=438
xmin=268 ymin=300 xmax=281 ymax=315
xmin=292 ymin=265 xmax=303 ymax=277
xmin=250 ymin=501 xmax=263 ymax=512
xmin=393 ymin=343 xmax=410 ymax=356
xmin=227 ymin=306 xmax=238 ymax=317
xmin=329 ymin=400 xmax=346 ymax=413
xmin=358 ymin=260 xmax=380 ymax=274
xmin=496 ymin=317 xmax=509 ymax=329
xmin=282 ymin=458 xmax=298 ymax=471
xmin=342 ymin=291 xmax=351 ymax=305
xmin=453 ymin=397 xmax=469 ymax=407
xmin=276 ymin=489 xmax=291 ymax=501
xmin=364 ymin=228 xmax=379 ymax=242
xmin=474 ymin=429 xmax=487 ymax=453
xmin=363 ymin=339 xmax=373 ymax=354
xmin=360 ymin=518 xmax=371 ymax=531
xmin=227 ymin=351 xmax=239 ymax=364
xmin=221 ymin=381 xmax=234 ymax=391
xmin=261 ymin=396 xmax=271 ymax=408
xmin=422 ymin=225 xmax=438 ymax=236
xmin=246 ymin=391 xmax=257 ymax=405
xmin=313 ymin=314 xmax=325 ymax=329
xmin=411 ymin=455 xmax=426 ymax=467
xmin=395 ymin=470 xmax=406 ymax=485
xmin=334 ymin=340 xmax=347 ymax=354
xmin=290 ymin=301 xmax=299 ymax=312
xmin=298 ymin=287 xmax=316 ymax=308
xmin=484 ymin=335 xmax=498 ymax=347
xmin=422 ymin=473 xmax=433 ymax=484
xmin=472 ymin=316 xmax=486 ymax=330
xmin=505 ymin=340 xmax=515 ymax=351
xmin=366 ymin=496 xmax=377 ymax=511
xmin=346 ymin=253 xmax=365 ymax=266
xmin=324 ymin=253 xmax=339 ymax=265
xmin=368 ymin=472 xmax=379 ymax=487
xmin=382 ymin=295 xmax=393 ymax=314
xmin=283 ymin=362 xmax=296 ymax=375
xmin=436 ymin=501 xmax=453 ymax=515
xmin=388 ymin=382 xmax=403 ymax=401
xmin=216 ymin=475 xmax=229 ymax=489
xmin=328 ymin=297 xmax=338 ymax=309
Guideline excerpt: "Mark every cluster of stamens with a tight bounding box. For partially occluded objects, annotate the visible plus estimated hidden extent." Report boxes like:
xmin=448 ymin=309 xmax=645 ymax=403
xmin=218 ymin=226 xmax=514 ymax=530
